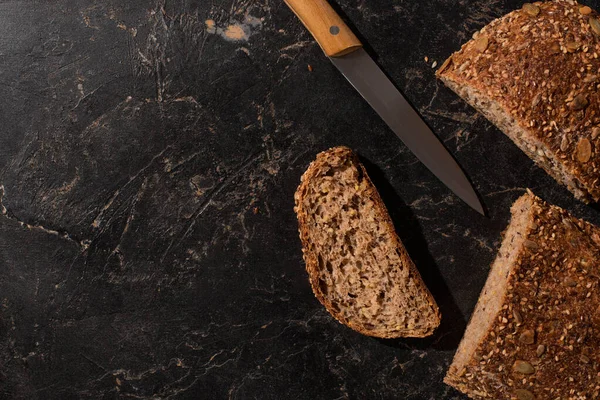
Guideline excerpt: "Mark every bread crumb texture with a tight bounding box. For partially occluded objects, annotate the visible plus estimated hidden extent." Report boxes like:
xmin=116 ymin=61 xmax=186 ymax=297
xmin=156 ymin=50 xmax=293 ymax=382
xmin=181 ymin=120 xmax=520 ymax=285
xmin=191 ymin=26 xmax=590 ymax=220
xmin=294 ymin=147 xmax=440 ymax=338
xmin=438 ymin=0 xmax=600 ymax=202
xmin=445 ymin=190 xmax=600 ymax=399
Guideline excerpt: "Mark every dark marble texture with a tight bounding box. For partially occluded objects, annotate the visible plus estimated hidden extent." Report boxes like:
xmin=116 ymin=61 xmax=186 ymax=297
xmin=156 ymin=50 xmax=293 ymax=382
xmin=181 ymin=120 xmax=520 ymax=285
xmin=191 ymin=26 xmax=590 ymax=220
xmin=1 ymin=0 xmax=600 ymax=398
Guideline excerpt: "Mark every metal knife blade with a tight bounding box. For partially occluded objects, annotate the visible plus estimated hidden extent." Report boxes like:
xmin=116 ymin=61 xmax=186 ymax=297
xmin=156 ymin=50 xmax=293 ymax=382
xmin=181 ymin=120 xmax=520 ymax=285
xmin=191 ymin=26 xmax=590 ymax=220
xmin=330 ymin=49 xmax=484 ymax=215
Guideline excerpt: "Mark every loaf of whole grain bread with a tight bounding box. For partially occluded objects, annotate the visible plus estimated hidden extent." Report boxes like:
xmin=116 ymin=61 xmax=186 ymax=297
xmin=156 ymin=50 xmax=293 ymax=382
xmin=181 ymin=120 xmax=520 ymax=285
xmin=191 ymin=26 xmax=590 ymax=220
xmin=437 ymin=0 xmax=600 ymax=203
xmin=294 ymin=146 xmax=440 ymax=338
xmin=445 ymin=190 xmax=600 ymax=399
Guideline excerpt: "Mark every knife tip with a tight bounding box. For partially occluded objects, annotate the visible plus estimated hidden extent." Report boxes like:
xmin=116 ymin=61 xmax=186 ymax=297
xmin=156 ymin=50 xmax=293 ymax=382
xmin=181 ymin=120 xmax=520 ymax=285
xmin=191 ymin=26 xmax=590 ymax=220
xmin=458 ymin=188 xmax=486 ymax=216
xmin=473 ymin=202 xmax=486 ymax=216
xmin=468 ymin=198 xmax=486 ymax=216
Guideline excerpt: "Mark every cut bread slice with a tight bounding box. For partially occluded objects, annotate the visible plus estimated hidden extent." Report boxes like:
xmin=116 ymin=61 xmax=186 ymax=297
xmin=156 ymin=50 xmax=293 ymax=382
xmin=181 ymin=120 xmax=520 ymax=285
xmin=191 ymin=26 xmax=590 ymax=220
xmin=437 ymin=0 xmax=600 ymax=203
xmin=445 ymin=190 xmax=600 ymax=399
xmin=294 ymin=146 xmax=440 ymax=338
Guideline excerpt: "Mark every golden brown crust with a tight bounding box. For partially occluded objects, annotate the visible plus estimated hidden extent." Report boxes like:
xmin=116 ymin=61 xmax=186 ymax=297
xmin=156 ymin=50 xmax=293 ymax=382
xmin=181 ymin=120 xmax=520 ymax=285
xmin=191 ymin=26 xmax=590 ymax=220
xmin=438 ymin=0 xmax=600 ymax=202
xmin=445 ymin=190 xmax=600 ymax=399
xmin=294 ymin=146 xmax=441 ymax=338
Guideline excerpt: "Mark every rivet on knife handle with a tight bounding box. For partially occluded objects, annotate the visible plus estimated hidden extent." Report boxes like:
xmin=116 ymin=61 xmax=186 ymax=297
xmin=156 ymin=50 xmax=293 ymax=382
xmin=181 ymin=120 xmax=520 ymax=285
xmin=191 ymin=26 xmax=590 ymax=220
xmin=284 ymin=0 xmax=362 ymax=57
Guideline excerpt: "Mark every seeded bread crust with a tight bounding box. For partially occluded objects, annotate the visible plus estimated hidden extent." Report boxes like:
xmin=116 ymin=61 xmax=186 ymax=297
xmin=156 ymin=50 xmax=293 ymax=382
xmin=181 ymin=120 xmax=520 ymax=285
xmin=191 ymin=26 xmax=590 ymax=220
xmin=294 ymin=146 xmax=441 ymax=338
xmin=445 ymin=190 xmax=600 ymax=399
xmin=437 ymin=0 xmax=600 ymax=203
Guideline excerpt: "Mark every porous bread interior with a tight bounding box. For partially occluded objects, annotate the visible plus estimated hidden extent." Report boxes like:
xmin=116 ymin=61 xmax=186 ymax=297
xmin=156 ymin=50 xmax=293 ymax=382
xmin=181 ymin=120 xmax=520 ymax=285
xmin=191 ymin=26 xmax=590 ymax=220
xmin=301 ymin=154 xmax=438 ymax=336
xmin=439 ymin=75 xmax=591 ymax=202
xmin=447 ymin=193 xmax=534 ymax=377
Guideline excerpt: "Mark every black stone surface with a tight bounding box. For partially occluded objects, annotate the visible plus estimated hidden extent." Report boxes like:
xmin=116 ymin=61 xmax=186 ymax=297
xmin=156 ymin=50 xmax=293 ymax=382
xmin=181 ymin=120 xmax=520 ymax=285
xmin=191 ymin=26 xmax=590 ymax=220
xmin=2 ymin=0 xmax=600 ymax=399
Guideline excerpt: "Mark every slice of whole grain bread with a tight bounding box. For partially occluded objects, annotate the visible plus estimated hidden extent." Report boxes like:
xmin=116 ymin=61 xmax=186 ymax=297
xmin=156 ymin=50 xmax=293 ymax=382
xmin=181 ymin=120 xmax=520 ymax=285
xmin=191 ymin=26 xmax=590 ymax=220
xmin=294 ymin=146 xmax=440 ymax=338
xmin=437 ymin=0 xmax=600 ymax=203
xmin=445 ymin=190 xmax=600 ymax=399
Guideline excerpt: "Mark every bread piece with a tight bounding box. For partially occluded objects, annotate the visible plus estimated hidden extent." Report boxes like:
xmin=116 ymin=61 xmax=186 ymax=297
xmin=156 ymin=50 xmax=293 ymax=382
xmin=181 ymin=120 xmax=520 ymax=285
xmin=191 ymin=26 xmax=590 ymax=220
xmin=437 ymin=0 xmax=600 ymax=203
xmin=445 ymin=190 xmax=600 ymax=399
xmin=294 ymin=146 xmax=440 ymax=338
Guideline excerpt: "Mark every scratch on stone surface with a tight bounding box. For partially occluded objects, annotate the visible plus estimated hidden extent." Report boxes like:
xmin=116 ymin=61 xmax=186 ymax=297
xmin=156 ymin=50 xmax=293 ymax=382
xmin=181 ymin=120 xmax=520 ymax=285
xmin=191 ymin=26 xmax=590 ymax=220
xmin=276 ymin=38 xmax=314 ymax=64
xmin=132 ymin=2 xmax=220 ymax=102
xmin=377 ymin=146 xmax=416 ymax=168
xmin=172 ymin=95 xmax=198 ymax=104
xmin=410 ymin=194 xmax=457 ymax=210
xmin=354 ymin=0 xmax=384 ymax=21
xmin=252 ymin=309 xmax=331 ymax=345
xmin=82 ymin=15 xmax=100 ymax=30
xmin=402 ymin=67 xmax=425 ymax=88
xmin=331 ymin=395 xmax=349 ymax=400
xmin=121 ymin=177 xmax=147 ymax=238
xmin=161 ymin=374 xmax=198 ymax=399
xmin=262 ymin=200 xmax=271 ymax=218
xmin=0 ymin=80 xmax=45 ymax=100
xmin=484 ymin=186 xmax=528 ymax=197
xmin=433 ymin=228 xmax=452 ymax=238
xmin=160 ymin=150 xmax=265 ymax=262
xmin=55 ymin=171 xmax=81 ymax=195
xmin=92 ymin=146 xmax=171 ymax=229
xmin=237 ymin=213 xmax=254 ymax=254
xmin=92 ymin=357 xmax=188 ymax=386
xmin=0 ymin=186 xmax=6 ymax=215
xmin=135 ymin=49 xmax=153 ymax=69
xmin=279 ymin=40 xmax=312 ymax=53
xmin=423 ymin=109 xmax=479 ymax=124
xmin=460 ymin=0 xmax=502 ymax=38
xmin=112 ymin=358 xmax=197 ymax=400
xmin=103 ymin=176 xmax=149 ymax=271
xmin=0 ymin=185 xmax=87 ymax=248
xmin=125 ymin=348 xmax=241 ymax=399
xmin=463 ymin=228 xmax=494 ymax=253
xmin=249 ymin=277 xmax=277 ymax=298
xmin=444 ymin=126 xmax=477 ymax=151
xmin=393 ymin=4 xmax=407 ymax=13
xmin=92 ymin=190 xmax=119 ymax=229
xmin=49 ymin=55 xmax=91 ymax=76
xmin=80 ymin=353 xmax=107 ymax=372
xmin=80 ymin=3 xmax=107 ymax=30
xmin=422 ymin=80 xmax=441 ymax=112
xmin=227 ymin=369 xmax=264 ymax=400
xmin=135 ymin=1 xmax=171 ymax=102
xmin=70 ymin=80 xmax=115 ymax=111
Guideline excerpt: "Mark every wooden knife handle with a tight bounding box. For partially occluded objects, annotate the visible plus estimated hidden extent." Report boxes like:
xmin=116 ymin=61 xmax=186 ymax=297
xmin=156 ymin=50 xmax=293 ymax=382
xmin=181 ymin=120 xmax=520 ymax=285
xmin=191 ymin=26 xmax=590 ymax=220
xmin=284 ymin=0 xmax=362 ymax=57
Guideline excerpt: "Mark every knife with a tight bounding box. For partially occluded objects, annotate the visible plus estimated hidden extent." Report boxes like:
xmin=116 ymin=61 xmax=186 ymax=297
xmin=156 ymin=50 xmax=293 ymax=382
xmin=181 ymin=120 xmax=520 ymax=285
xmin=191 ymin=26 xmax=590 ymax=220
xmin=284 ymin=0 xmax=484 ymax=215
